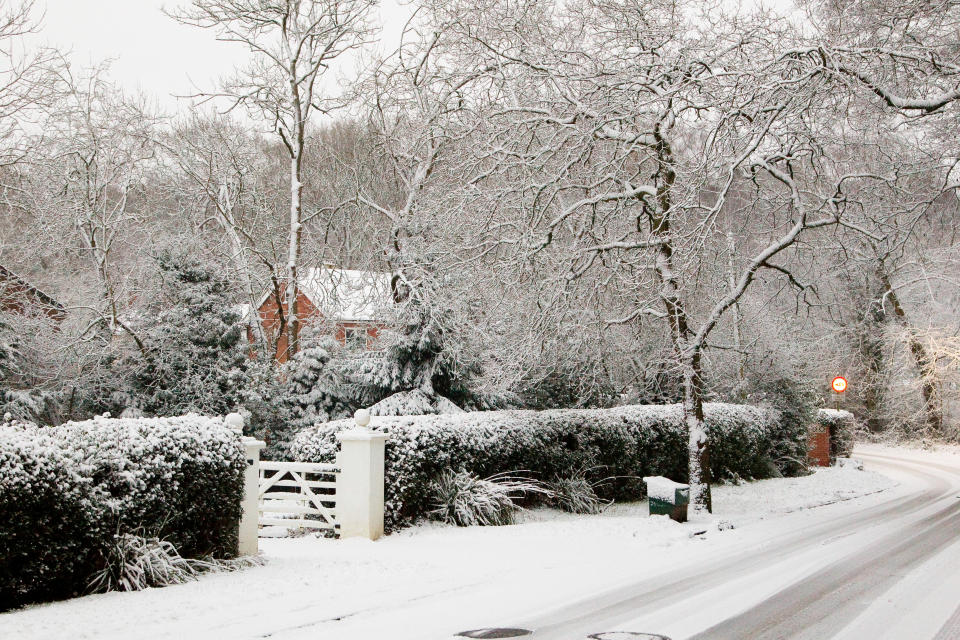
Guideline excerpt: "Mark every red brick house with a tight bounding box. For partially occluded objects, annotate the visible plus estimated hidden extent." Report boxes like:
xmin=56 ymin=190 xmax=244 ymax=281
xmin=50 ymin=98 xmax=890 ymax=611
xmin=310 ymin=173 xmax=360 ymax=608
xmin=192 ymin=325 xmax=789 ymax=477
xmin=251 ymin=266 xmax=394 ymax=362
xmin=0 ymin=264 xmax=66 ymax=322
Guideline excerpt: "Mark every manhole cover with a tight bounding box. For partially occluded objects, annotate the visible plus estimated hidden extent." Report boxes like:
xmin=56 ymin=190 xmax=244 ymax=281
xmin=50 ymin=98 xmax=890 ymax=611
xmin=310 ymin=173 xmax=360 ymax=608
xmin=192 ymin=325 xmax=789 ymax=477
xmin=589 ymin=633 xmax=671 ymax=640
xmin=456 ymin=629 xmax=533 ymax=639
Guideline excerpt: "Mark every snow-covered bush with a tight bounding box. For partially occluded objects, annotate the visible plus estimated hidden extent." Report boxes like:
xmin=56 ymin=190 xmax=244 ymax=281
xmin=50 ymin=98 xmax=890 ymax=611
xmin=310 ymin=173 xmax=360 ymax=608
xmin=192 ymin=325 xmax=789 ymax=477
xmin=87 ymin=533 xmax=212 ymax=593
xmin=88 ymin=532 xmax=262 ymax=594
xmin=369 ymin=389 xmax=464 ymax=416
xmin=429 ymin=470 xmax=548 ymax=526
xmin=292 ymin=402 xmax=794 ymax=530
xmin=0 ymin=424 xmax=106 ymax=608
xmin=0 ymin=415 xmax=244 ymax=609
xmin=743 ymin=374 xmax=817 ymax=477
xmin=817 ymin=408 xmax=857 ymax=461
xmin=0 ymin=311 xmax=63 ymax=424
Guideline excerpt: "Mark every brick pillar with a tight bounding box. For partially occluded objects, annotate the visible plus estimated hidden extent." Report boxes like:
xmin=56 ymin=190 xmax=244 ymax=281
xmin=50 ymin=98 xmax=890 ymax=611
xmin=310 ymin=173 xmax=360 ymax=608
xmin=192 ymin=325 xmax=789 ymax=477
xmin=808 ymin=425 xmax=831 ymax=467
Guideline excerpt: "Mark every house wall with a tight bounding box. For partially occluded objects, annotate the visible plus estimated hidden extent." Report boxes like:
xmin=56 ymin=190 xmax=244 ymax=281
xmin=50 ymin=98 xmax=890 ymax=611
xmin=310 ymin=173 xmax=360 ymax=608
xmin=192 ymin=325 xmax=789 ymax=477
xmin=0 ymin=275 xmax=66 ymax=322
xmin=255 ymin=291 xmax=381 ymax=363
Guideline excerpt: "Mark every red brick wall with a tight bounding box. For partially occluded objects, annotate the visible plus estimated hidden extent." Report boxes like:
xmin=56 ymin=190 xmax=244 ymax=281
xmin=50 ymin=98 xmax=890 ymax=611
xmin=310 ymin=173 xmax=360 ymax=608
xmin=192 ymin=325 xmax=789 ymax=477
xmin=0 ymin=278 xmax=66 ymax=322
xmin=254 ymin=290 xmax=382 ymax=362
xmin=808 ymin=426 xmax=831 ymax=467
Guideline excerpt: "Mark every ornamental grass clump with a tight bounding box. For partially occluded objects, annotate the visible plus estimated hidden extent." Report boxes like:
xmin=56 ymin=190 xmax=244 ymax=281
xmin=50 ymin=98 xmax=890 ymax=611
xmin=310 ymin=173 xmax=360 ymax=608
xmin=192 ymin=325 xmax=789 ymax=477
xmin=429 ymin=470 xmax=552 ymax=526
xmin=546 ymin=469 xmax=607 ymax=514
xmin=88 ymin=533 xmax=264 ymax=593
xmin=88 ymin=533 xmax=213 ymax=593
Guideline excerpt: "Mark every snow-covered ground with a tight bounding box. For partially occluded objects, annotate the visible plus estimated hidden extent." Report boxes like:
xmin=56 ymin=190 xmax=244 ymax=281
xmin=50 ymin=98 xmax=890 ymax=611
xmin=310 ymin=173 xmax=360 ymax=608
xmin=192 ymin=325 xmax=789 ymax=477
xmin=0 ymin=461 xmax=898 ymax=640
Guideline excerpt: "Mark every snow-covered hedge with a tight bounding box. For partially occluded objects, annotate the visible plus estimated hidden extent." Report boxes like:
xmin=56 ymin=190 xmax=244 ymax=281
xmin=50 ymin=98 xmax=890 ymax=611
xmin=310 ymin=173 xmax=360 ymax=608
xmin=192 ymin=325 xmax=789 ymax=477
xmin=292 ymin=403 xmax=800 ymax=530
xmin=816 ymin=409 xmax=856 ymax=461
xmin=0 ymin=415 xmax=245 ymax=609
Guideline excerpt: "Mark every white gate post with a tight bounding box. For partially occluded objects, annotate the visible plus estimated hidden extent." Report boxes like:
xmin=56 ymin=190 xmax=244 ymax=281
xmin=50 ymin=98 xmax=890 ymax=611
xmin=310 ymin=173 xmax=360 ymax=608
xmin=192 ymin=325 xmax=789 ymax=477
xmin=239 ymin=435 xmax=266 ymax=555
xmin=336 ymin=409 xmax=388 ymax=540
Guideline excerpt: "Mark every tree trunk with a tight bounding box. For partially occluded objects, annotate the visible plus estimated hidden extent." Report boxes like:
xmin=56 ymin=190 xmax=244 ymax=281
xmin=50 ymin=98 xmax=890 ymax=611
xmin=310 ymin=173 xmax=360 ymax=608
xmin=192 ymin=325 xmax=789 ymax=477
xmin=877 ymin=268 xmax=942 ymax=434
xmin=286 ymin=149 xmax=303 ymax=360
xmin=218 ymin=182 xmax=266 ymax=347
xmin=725 ymin=232 xmax=746 ymax=399
xmin=647 ymin=134 xmax=712 ymax=514
xmin=683 ymin=349 xmax=711 ymax=513
xmin=858 ymin=278 xmax=888 ymax=433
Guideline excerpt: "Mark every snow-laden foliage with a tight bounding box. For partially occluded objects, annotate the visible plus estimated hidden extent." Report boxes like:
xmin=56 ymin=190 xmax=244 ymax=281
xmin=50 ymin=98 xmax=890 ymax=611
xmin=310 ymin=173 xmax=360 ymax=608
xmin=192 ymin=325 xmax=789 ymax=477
xmin=545 ymin=468 xmax=606 ymax=514
xmin=817 ymin=408 xmax=857 ymax=461
xmin=292 ymin=402 xmax=799 ymax=530
xmin=429 ymin=470 xmax=549 ymax=526
xmin=124 ymin=253 xmax=250 ymax=417
xmin=284 ymin=337 xmax=353 ymax=433
xmin=0 ymin=414 xmax=245 ymax=609
xmin=369 ymin=389 xmax=464 ymax=417
xmin=87 ymin=534 xmax=213 ymax=593
xmin=0 ymin=312 xmax=61 ymax=424
xmin=347 ymin=278 xmax=502 ymax=413
xmin=87 ymin=533 xmax=262 ymax=594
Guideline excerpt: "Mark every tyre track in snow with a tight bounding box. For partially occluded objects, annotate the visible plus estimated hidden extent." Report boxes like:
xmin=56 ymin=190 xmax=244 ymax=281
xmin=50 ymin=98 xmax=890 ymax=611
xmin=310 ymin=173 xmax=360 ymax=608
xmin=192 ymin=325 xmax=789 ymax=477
xmin=509 ymin=451 xmax=960 ymax=640
xmin=686 ymin=465 xmax=960 ymax=638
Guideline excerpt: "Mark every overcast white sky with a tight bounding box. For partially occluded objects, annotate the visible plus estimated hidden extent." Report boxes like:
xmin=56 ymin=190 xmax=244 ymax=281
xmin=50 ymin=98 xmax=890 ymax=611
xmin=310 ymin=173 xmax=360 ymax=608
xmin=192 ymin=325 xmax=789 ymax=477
xmin=28 ymin=0 xmax=413 ymax=114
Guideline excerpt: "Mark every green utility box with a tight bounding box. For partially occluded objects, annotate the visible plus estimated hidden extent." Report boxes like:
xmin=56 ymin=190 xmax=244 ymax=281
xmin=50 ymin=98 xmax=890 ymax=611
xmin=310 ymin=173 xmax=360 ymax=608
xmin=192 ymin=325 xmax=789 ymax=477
xmin=643 ymin=476 xmax=690 ymax=523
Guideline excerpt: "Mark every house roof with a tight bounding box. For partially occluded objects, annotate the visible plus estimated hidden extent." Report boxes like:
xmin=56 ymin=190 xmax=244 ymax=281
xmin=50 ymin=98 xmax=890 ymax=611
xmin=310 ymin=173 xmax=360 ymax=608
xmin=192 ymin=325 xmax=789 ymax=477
xmin=256 ymin=266 xmax=394 ymax=323
xmin=0 ymin=263 xmax=66 ymax=314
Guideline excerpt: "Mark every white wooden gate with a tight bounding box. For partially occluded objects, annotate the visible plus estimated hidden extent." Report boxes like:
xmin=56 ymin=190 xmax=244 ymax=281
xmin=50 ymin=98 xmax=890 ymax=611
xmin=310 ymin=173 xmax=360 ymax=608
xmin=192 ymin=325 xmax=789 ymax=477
xmin=258 ymin=461 xmax=339 ymax=534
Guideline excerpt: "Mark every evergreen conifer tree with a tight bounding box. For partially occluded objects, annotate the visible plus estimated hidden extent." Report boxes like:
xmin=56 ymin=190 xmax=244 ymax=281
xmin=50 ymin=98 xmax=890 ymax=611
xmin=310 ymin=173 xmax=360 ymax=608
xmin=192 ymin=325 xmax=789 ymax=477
xmin=284 ymin=335 xmax=353 ymax=432
xmin=127 ymin=253 xmax=250 ymax=416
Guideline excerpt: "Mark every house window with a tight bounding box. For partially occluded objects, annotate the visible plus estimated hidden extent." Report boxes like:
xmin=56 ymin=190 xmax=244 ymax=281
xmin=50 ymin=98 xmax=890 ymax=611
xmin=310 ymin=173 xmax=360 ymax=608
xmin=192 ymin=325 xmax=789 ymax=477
xmin=343 ymin=326 xmax=367 ymax=349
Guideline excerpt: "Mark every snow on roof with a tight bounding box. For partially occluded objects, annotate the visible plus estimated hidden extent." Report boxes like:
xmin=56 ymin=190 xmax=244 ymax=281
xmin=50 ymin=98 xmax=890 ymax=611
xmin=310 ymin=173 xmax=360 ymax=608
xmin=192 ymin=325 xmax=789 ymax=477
xmin=255 ymin=266 xmax=393 ymax=323
xmin=301 ymin=266 xmax=393 ymax=322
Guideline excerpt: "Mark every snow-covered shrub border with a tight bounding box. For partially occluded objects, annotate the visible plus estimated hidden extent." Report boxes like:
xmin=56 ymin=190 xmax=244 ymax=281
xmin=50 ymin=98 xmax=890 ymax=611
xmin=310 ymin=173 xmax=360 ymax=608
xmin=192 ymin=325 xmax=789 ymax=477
xmin=816 ymin=408 xmax=856 ymax=461
xmin=292 ymin=403 xmax=797 ymax=530
xmin=0 ymin=415 xmax=245 ymax=609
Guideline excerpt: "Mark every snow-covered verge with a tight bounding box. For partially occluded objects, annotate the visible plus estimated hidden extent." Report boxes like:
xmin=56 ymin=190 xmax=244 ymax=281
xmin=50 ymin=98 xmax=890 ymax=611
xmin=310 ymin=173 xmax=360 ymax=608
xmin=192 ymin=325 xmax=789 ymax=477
xmin=0 ymin=415 xmax=245 ymax=609
xmin=293 ymin=402 xmax=808 ymax=529
xmin=0 ymin=462 xmax=895 ymax=640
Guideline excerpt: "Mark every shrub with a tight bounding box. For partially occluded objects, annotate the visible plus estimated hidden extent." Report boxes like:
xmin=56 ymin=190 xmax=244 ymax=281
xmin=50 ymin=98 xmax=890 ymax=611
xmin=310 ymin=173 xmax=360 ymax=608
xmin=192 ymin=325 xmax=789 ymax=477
xmin=0 ymin=415 xmax=245 ymax=609
xmin=745 ymin=375 xmax=817 ymax=477
xmin=0 ymin=425 xmax=106 ymax=608
xmin=292 ymin=402 xmax=797 ymax=530
xmin=429 ymin=470 xmax=549 ymax=526
xmin=817 ymin=409 xmax=857 ymax=461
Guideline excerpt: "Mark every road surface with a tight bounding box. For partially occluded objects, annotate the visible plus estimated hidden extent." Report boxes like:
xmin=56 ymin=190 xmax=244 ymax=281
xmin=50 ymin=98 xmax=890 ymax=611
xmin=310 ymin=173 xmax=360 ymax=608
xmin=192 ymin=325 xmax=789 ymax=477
xmin=475 ymin=447 xmax=960 ymax=640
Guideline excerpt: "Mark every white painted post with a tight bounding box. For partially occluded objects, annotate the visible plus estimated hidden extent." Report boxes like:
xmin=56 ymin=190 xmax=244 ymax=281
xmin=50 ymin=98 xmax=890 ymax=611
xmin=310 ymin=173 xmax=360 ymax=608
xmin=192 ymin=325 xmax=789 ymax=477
xmin=335 ymin=409 xmax=387 ymax=540
xmin=239 ymin=436 xmax=266 ymax=555
xmin=229 ymin=411 xmax=266 ymax=555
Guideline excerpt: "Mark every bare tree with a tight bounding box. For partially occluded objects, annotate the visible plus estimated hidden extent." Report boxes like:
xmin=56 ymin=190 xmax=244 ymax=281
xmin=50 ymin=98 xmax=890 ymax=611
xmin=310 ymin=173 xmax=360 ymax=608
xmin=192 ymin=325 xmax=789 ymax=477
xmin=424 ymin=0 xmax=944 ymax=513
xmin=171 ymin=0 xmax=376 ymax=359
xmin=34 ymin=64 xmax=159 ymax=350
xmin=0 ymin=0 xmax=60 ymax=165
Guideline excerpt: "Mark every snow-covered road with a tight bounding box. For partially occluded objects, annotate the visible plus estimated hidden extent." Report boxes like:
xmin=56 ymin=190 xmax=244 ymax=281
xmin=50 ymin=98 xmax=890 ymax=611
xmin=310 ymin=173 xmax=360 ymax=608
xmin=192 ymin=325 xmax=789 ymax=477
xmin=510 ymin=446 xmax=960 ymax=640
xmin=3 ymin=445 xmax=958 ymax=640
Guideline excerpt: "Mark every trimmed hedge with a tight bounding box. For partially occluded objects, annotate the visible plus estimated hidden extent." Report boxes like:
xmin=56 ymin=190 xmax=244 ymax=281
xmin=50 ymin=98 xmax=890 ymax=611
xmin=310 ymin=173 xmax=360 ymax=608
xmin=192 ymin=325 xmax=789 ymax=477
xmin=292 ymin=402 xmax=805 ymax=531
xmin=816 ymin=409 xmax=856 ymax=462
xmin=0 ymin=415 xmax=245 ymax=610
